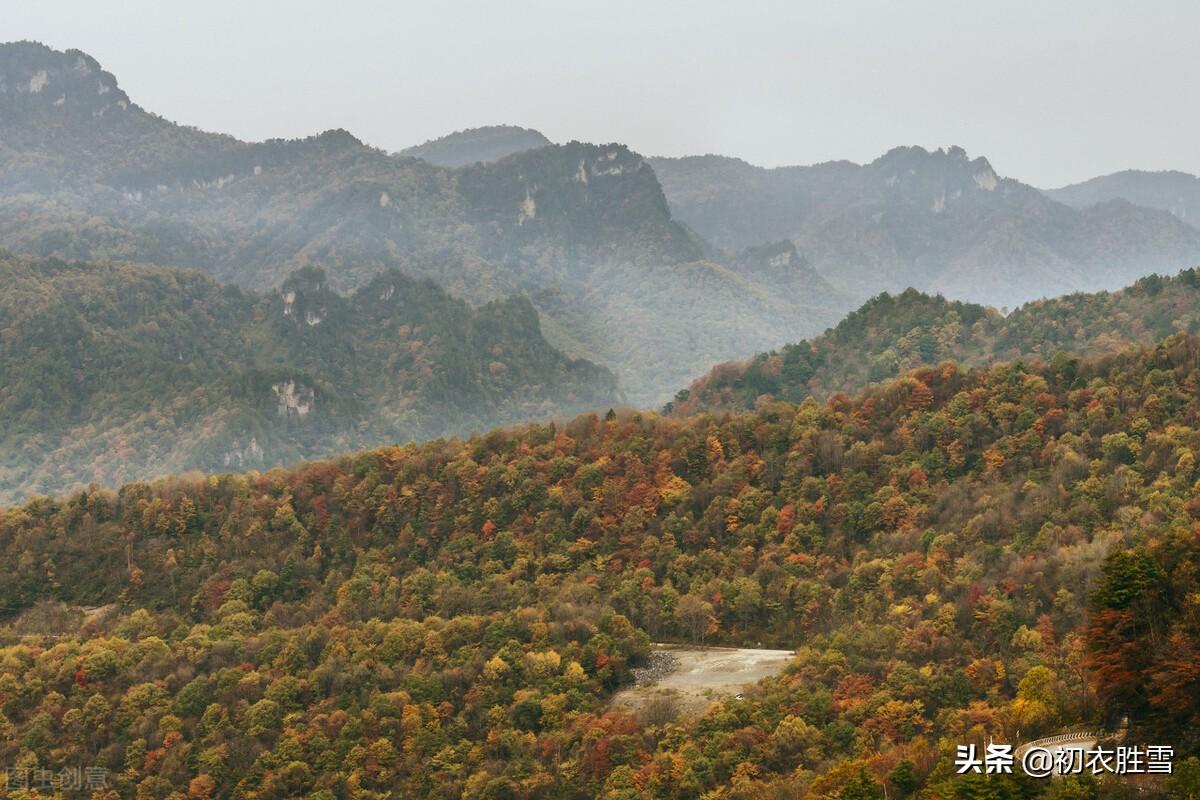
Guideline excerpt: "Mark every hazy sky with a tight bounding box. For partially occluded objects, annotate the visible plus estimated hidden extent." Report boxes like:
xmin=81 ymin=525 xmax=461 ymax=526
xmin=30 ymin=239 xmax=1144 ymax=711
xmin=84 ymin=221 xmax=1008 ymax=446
xmin=7 ymin=0 xmax=1197 ymax=187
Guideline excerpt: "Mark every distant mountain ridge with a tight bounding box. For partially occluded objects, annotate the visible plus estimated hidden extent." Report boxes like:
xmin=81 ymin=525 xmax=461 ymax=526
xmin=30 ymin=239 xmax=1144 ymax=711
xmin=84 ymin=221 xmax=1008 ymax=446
xmin=398 ymin=125 xmax=552 ymax=167
xmin=0 ymin=41 xmax=844 ymax=405
xmin=0 ymin=252 xmax=620 ymax=503
xmin=1047 ymin=169 xmax=1200 ymax=228
xmin=5 ymin=41 xmax=1199 ymax=407
xmin=651 ymin=146 xmax=1200 ymax=307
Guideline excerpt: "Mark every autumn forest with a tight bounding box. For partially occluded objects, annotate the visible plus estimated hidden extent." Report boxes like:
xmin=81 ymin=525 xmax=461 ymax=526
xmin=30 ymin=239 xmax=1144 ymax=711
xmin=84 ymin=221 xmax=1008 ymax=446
xmin=1 ymin=31 xmax=1199 ymax=800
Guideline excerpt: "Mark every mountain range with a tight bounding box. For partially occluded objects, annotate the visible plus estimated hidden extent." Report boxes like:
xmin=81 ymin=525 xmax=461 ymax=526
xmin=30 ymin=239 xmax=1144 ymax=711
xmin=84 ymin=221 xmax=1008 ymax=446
xmin=8 ymin=41 xmax=1200 ymax=410
xmin=0 ymin=41 xmax=843 ymax=406
xmin=4 ymin=34 xmax=1200 ymax=800
xmin=387 ymin=124 xmax=1200 ymax=311
xmin=6 ymin=39 xmax=1200 ymax=495
xmin=650 ymin=147 xmax=1200 ymax=307
xmin=1048 ymin=168 xmax=1200 ymax=228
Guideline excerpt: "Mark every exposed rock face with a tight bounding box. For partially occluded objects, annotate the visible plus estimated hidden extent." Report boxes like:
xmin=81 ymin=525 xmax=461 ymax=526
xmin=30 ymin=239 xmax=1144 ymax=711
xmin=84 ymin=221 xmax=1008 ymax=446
xmin=730 ymin=239 xmax=808 ymax=276
xmin=222 ymin=436 xmax=265 ymax=468
xmin=519 ymin=188 xmax=537 ymax=224
xmin=278 ymin=269 xmax=330 ymax=326
xmin=272 ymin=380 xmax=314 ymax=417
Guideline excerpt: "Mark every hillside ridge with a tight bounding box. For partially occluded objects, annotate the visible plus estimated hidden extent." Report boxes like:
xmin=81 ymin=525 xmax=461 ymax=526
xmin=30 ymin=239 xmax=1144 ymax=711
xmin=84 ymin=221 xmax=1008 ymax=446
xmin=0 ymin=252 xmax=620 ymax=502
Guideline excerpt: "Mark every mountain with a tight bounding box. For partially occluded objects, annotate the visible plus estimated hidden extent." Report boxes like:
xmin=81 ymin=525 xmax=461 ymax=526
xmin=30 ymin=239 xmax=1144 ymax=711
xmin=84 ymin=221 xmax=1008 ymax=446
xmin=668 ymin=268 xmax=1200 ymax=416
xmin=1048 ymin=169 xmax=1200 ymax=228
xmin=398 ymin=124 xmax=552 ymax=167
xmin=0 ymin=253 xmax=619 ymax=502
xmin=650 ymin=146 xmax=1200 ymax=307
xmin=0 ymin=41 xmax=232 ymax=190
xmin=726 ymin=239 xmax=842 ymax=303
xmin=0 ymin=42 xmax=844 ymax=405
xmin=1 ymin=334 xmax=1198 ymax=795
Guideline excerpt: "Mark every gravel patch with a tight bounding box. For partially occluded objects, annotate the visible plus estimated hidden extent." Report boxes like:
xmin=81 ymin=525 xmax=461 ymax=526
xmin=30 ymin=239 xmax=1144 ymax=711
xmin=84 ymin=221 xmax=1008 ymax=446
xmin=632 ymin=650 xmax=680 ymax=686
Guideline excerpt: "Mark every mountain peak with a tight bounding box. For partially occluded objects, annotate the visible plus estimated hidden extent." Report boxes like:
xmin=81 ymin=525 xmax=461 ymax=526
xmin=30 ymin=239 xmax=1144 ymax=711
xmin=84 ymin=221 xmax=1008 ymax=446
xmin=307 ymin=128 xmax=365 ymax=150
xmin=0 ymin=40 xmax=135 ymax=119
xmin=399 ymin=125 xmax=552 ymax=167
xmin=874 ymin=144 xmax=993 ymax=172
xmin=870 ymin=144 xmax=1000 ymax=192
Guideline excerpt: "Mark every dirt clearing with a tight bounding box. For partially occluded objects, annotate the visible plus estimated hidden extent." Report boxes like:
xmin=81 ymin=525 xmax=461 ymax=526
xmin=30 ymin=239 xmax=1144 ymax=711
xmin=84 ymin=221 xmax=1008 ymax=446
xmin=612 ymin=644 xmax=794 ymax=720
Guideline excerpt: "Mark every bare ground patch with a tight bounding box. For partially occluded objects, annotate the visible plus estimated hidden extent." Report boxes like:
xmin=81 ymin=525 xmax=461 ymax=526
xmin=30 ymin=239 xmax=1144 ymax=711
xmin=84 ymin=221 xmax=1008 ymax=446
xmin=613 ymin=644 xmax=794 ymax=721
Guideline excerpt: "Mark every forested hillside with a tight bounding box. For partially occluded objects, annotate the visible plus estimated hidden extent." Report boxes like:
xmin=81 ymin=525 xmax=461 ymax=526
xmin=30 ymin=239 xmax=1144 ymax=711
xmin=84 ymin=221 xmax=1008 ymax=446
xmin=2 ymin=335 xmax=1198 ymax=797
xmin=669 ymin=269 xmax=1200 ymax=418
xmin=0 ymin=253 xmax=618 ymax=503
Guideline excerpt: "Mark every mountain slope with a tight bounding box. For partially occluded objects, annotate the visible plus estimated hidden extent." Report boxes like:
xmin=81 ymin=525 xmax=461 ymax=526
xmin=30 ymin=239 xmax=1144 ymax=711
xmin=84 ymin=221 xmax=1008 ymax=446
xmin=0 ymin=42 xmax=844 ymax=405
xmin=1 ymin=336 xmax=1197 ymax=795
xmin=651 ymin=146 xmax=1200 ymax=307
xmin=1048 ymin=168 xmax=1200 ymax=228
xmin=398 ymin=124 xmax=552 ymax=167
xmin=0 ymin=253 xmax=619 ymax=502
xmin=668 ymin=268 xmax=1200 ymax=416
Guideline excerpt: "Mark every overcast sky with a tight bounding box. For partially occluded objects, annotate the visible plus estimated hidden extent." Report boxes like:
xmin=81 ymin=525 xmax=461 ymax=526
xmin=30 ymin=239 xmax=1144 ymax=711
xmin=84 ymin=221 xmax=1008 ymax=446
xmin=7 ymin=0 xmax=1196 ymax=187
